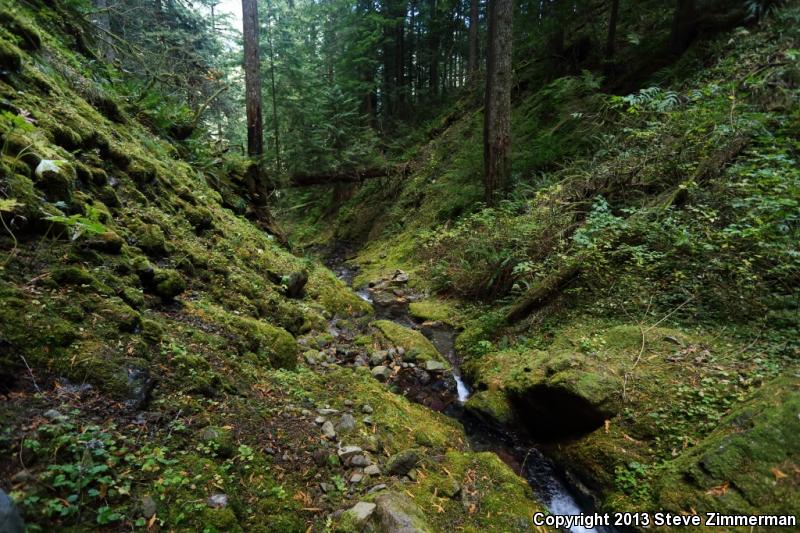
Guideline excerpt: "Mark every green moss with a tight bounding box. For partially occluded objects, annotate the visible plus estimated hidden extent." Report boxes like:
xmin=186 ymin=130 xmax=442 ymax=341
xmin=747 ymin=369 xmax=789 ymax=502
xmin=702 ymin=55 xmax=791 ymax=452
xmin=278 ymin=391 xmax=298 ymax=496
xmin=372 ymin=320 xmax=448 ymax=366
xmin=0 ymin=11 xmax=41 ymax=50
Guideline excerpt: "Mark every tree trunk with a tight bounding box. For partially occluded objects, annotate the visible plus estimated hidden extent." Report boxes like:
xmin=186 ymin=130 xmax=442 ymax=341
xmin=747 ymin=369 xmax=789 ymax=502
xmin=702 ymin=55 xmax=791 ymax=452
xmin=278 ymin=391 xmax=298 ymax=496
xmin=93 ymin=0 xmax=115 ymax=62
xmin=242 ymin=0 xmax=265 ymax=198
xmin=669 ymin=0 xmax=696 ymax=56
xmin=468 ymin=0 xmax=478 ymax=80
xmin=605 ymin=0 xmax=620 ymax=60
xmin=266 ymin=0 xmax=281 ymax=172
xmin=429 ymin=0 xmax=440 ymax=98
xmin=483 ymin=0 xmax=512 ymax=204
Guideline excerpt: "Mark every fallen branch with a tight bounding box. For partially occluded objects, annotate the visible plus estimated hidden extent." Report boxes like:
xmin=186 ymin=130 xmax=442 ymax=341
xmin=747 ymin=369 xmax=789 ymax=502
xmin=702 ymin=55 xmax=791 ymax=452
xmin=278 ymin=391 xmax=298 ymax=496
xmin=504 ymin=261 xmax=583 ymax=323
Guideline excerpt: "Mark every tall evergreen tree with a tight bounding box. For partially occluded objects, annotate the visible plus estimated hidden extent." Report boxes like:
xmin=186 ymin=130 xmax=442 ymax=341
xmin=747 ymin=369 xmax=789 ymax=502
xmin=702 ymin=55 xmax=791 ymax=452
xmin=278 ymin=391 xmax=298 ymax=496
xmin=483 ymin=0 xmax=512 ymax=203
xmin=242 ymin=0 xmax=265 ymax=197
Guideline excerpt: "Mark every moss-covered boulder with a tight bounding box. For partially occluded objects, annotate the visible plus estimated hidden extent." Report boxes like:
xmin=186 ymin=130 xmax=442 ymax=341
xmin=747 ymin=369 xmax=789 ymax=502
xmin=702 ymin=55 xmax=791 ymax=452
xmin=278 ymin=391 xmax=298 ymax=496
xmin=0 ymin=10 xmax=42 ymax=50
xmin=151 ymin=268 xmax=185 ymax=300
xmin=0 ymin=39 xmax=22 ymax=73
xmin=372 ymin=320 xmax=448 ymax=367
xmin=653 ymin=377 xmax=800 ymax=518
xmin=132 ymin=222 xmax=167 ymax=255
xmin=34 ymin=159 xmax=75 ymax=202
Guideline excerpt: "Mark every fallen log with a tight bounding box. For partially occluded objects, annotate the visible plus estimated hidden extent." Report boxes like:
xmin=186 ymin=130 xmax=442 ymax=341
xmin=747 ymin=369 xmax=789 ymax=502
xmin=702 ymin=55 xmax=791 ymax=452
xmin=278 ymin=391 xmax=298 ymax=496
xmin=289 ymin=165 xmax=407 ymax=187
xmin=505 ymin=261 xmax=582 ymax=323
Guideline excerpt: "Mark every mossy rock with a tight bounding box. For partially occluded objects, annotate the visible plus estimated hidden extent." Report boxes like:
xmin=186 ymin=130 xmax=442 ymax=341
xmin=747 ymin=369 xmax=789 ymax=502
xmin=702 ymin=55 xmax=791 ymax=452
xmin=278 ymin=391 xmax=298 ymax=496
xmin=85 ymin=230 xmax=124 ymax=254
xmin=408 ymin=299 xmax=460 ymax=326
xmin=199 ymin=425 xmax=235 ymax=458
xmin=33 ymin=159 xmax=76 ymax=202
xmin=185 ymin=205 xmax=214 ymax=230
xmin=172 ymin=351 xmax=224 ymax=397
xmin=2 ymin=172 xmax=44 ymax=228
xmin=151 ymin=268 xmax=186 ymax=300
xmin=0 ymin=39 xmax=22 ymax=73
xmin=372 ymin=320 xmax=448 ymax=366
xmin=50 ymin=265 xmax=98 ymax=287
xmin=192 ymin=304 xmax=298 ymax=369
xmin=132 ymin=223 xmax=167 ymax=255
xmin=100 ymin=297 xmax=141 ymax=332
xmin=0 ymin=11 xmax=42 ymax=50
xmin=464 ymin=390 xmax=515 ymax=426
xmin=654 ymin=378 xmax=800 ymax=517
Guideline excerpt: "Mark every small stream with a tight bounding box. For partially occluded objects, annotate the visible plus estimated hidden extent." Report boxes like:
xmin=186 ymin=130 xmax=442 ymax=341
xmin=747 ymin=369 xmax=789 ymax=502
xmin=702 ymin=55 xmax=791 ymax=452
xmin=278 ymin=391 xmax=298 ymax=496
xmin=330 ymin=256 xmax=614 ymax=533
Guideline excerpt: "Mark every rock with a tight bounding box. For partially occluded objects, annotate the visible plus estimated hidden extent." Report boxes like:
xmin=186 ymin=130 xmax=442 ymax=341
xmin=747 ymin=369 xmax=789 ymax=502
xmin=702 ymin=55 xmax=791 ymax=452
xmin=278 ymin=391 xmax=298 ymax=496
xmin=424 ymin=360 xmax=446 ymax=372
xmin=207 ymin=493 xmax=228 ymax=509
xmin=43 ymin=409 xmax=65 ymax=421
xmin=372 ymin=365 xmax=391 ymax=382
xmin=368 ymin=483 xmax=388 ymax=493
xmin=337 ymin=445 xmax=363 ymax=461
xmin=320 ymin=482 xmax=333 ymax=493
xmin=344 ymin=501 xmax=376 ymax=527
xmin=0 ymin=489 xmax=24 ymax=533
xmin=344 ymin=399 xmax=354 ymax=407
xmin=391 ymin=270 xmax=410 ymax=284
xmin=375 ymin=492 xmax=430 ymax=533
xmin=350 ymin=472 xmax=364 ymax=484
xmin=321 ymin=421 xmax=336 ymax=439
xmin=304 ymin=352 xmax=318 ymax=365
xmin=354 ymin=356 xmax=367 ymax=367
xmin=124 ymin=365 xmax=154 ymax=410
xmin=10 ymin=470 xmax=33 ymax=484
xmin=350 ymin=454 xmax=371 ymax=467
xmin=314 ymin=416 xmax=326 ymax=425
xmin=362 ymin=404 xmax=374 ymax=414
xmin=336 ymin=413 xmax=356 ymax=434
xmin=317 ymin=408 xmax=339 ymax=415
xmin=364 ymin=464 xmax=381 ymax=476
xmin=370 ymin=351 xmax=388 ymax=366
xmin=663 ymin=335 xmax=683 ymax=346
xmin=139 ymin=495 xmax=157 ymax=518
xmin=386 ymin=449 xmax=420 ymax=476
xmin=363 ymin=416 xmax=374 ymax=426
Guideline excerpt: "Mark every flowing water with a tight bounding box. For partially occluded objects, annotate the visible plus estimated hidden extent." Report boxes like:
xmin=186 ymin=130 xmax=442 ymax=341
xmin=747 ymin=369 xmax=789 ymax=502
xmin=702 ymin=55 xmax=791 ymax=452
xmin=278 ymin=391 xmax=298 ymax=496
xmin=330 ymin=256 xmax=614 ymax=532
